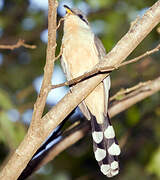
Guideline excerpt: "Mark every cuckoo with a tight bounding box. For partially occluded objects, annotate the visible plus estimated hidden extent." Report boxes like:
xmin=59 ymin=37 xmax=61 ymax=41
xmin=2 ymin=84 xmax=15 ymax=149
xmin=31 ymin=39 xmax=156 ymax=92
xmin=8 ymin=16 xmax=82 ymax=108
xmin=61 ymin=5 xmax=121 ymax=177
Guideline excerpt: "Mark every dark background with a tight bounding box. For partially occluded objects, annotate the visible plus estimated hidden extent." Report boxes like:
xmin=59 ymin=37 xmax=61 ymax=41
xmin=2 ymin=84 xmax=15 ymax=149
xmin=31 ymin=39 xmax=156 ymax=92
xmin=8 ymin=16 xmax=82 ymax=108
xmin=0 ymin=0 xmax=160 ymax=179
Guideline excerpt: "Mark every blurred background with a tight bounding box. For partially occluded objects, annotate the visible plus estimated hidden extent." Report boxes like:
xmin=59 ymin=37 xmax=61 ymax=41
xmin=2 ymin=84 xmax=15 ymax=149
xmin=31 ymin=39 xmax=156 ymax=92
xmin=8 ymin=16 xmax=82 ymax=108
xmin=0 ymin=0 xmax=160 ymax=179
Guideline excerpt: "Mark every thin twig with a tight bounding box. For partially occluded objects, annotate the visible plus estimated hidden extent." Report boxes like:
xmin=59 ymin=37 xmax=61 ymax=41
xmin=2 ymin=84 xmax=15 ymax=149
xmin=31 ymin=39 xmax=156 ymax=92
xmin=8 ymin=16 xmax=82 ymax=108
xmin=51 ymin=43 xmax=160 ymax=89
xmin=0 ymin=39 xmax=36 ymax=50
xmin=110 ymin=80 xmax=151 ymax=101
xmin=120 ymin=43 xmax=160 ymax=67
xmin=51 ymin=66 xmax=114 ymax=88
xmin=53 ymin=18 xmax=65 ymax=61
xmin=55 ymin=45 xmax=64 ymax=60
xmin=56 ymin=17 xmax=64 ymax=30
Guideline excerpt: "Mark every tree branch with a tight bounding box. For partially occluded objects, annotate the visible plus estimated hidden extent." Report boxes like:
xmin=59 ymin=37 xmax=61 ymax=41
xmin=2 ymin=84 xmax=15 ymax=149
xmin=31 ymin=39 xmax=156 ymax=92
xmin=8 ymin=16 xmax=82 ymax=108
xmin=109 ymin=77 xmax=160 ymax=117
xmin=110 ymin=81 xmax=151 ymax=101
xmin=0 ymin=39 xmax=36 ymax=50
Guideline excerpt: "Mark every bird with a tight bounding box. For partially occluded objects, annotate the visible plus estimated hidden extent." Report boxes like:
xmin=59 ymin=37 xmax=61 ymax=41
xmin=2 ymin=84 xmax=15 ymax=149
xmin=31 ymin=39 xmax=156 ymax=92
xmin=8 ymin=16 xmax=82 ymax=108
xmin=61 ymin=5 xmax=121 ymax=177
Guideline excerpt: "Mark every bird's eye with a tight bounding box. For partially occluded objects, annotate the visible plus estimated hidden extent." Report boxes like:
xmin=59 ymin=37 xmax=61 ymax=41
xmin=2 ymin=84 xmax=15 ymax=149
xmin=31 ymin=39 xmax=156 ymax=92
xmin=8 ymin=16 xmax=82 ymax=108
xmin=77 ymin=14 xmax=88 ymax=24
xmin=78 ymin=14 xmax=83 ymax=19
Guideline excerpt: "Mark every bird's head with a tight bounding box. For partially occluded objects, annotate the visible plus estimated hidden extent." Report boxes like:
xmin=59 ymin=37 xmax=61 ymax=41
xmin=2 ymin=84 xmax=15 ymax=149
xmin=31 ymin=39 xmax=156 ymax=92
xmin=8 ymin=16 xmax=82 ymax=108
xmin=63 ymin=5 xmax=90 ymax=30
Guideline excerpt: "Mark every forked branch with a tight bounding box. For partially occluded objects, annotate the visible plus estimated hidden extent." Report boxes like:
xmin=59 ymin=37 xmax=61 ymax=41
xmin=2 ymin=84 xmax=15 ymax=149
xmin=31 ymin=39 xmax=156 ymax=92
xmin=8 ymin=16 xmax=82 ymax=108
xmin=0 ymin=39 xmax=36 ymax=50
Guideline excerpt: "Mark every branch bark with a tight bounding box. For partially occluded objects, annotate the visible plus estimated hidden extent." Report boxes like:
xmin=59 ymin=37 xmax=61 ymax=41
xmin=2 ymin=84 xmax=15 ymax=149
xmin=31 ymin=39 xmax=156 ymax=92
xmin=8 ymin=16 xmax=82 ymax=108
xmin=1 ymin=1 xmax=160 ymax=179
xmin=0 ymin=39 xmax=36 ymax=50
xmin=109 ymin=77 xmax=160 ymax=117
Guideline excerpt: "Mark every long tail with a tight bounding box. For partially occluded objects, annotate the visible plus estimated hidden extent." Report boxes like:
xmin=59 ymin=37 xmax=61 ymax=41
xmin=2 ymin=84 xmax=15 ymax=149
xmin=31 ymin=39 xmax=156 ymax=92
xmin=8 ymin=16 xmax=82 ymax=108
xmin=91 ymin=113 xmax=120 ymax=177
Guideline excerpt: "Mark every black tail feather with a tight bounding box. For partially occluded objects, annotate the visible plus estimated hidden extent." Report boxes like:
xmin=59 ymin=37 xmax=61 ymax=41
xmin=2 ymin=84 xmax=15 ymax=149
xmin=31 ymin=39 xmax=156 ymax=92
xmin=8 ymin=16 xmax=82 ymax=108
xmin=90 ymin=113 xmax=120 ymax=177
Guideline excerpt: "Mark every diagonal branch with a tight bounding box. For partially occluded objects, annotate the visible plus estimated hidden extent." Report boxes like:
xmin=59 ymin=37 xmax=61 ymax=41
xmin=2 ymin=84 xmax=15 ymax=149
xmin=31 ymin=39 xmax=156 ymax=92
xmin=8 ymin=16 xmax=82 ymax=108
xmin=110 ymin=81 xmax=151 ymax=101
xmin=109 ymin=77 xmax=160 ymax=117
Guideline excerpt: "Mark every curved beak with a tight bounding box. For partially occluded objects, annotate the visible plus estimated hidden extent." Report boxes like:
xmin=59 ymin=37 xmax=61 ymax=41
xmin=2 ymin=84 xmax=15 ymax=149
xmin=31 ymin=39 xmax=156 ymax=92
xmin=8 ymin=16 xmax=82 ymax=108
xmin=64 ymin=5 xmax=73 ymax=15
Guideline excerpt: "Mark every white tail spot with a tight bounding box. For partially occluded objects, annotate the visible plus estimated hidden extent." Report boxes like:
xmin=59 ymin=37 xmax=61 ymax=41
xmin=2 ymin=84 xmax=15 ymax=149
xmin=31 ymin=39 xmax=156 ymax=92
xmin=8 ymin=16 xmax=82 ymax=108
xmin=111 ymin=161 xmax=119 ymax=170
xmin=101 ymin=162 xmax=119 ymax=177
xmin=95 ymin=148 xmax=106 ymax=161
xmin=108 ymin=143 xmax=121 ymax=156
xmin=92 ymin=131 xmax=103 ymax=143
xmin=100 ymin=164 xmax=110 ymax=175
xmin=104 ymin=126 xmax=115 ymax=139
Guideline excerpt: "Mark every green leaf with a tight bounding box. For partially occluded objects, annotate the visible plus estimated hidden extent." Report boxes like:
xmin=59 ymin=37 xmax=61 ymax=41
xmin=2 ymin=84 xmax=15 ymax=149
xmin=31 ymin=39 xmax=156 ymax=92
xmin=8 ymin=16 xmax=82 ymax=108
xmin=0 ymin=89 xmax=14 ymax=110
xmin=147 ymin=147 xmax=160 ymax=177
